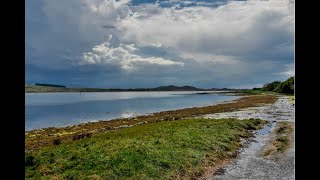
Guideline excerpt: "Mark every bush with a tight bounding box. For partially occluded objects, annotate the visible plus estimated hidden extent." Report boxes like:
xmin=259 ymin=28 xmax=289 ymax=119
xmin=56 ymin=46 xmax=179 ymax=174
xmin=276 ymin=77 xmax=294 ymax=94
xmin=258 ymin=76 xmax=294 ymax=94
xmin=53 ymin=138 xmax=61 ymax=145
xmin=261 ymin=81 xmax=281 ymax=91
xmin=25 ymin=154 xmax=37 ymax=167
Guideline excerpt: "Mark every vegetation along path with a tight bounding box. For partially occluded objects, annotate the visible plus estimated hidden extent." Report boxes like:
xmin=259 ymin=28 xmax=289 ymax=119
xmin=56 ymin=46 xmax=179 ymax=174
xmin=200 ymin=96 xmax=295 ymax=179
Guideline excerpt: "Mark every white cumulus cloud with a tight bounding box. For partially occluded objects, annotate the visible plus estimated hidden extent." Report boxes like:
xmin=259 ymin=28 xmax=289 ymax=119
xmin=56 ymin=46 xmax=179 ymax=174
xmin=81 ymin=36 xmax=184 ymax=71
xmin=118 ymin=0 xmax=294 ymax=64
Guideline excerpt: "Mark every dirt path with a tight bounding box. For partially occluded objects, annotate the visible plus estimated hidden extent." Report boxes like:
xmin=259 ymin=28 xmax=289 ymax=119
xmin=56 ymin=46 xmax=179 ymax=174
xmin=202 ymin=96 xmax=294 ymax=180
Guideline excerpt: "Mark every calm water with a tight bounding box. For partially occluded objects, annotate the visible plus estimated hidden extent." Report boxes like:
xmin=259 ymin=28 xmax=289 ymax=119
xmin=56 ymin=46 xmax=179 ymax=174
xmin=25 ymin=91 xmax=239 ymax=131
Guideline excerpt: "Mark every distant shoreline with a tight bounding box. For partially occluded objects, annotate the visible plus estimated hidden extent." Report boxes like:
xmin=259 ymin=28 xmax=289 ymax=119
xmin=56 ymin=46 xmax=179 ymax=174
xmin=25 ymin=85 xmax=238 ymax=93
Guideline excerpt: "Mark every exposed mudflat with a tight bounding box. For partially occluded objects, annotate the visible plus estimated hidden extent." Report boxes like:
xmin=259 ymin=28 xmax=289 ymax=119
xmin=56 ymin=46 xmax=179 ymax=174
xmin=202 ymin=96 xmax=294 ymax=122
xmin=202 ymin=96 xmax=294 ymax=180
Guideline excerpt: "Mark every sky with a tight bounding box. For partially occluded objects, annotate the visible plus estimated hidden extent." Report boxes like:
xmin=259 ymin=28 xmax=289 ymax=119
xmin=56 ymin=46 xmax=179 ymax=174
xmin=25 ymin=0 xmax=294 ymax=89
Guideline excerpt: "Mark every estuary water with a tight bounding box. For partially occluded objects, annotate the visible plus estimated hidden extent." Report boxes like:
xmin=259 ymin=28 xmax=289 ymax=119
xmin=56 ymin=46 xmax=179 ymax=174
xmin=25 ymin=91 xmax=238 ymax=131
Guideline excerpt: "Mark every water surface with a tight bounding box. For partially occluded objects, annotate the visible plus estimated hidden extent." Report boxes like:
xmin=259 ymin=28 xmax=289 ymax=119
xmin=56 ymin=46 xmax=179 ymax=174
xmin=25 ymin=91 xmax=238 ymax=131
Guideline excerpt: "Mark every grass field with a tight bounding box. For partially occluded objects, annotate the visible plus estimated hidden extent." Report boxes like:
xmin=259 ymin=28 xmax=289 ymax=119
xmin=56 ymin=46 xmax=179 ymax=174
xmin=26 ymin=118 xmax=266 ymax=179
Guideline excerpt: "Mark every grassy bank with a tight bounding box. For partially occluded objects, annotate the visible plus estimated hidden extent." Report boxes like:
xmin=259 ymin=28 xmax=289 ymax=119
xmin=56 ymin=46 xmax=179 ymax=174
xmin=26 ymin=118 xmax=266 ymax=179
xmin=25 ymin=95 xmax=277 ymax=152
xmin=262 ymin=121 xmax=294 ymax=158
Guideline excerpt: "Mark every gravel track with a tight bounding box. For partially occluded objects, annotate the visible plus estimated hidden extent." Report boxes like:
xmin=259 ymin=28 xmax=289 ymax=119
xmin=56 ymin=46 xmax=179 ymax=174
xmin=202 ymin=96 xmax=294 ymax=180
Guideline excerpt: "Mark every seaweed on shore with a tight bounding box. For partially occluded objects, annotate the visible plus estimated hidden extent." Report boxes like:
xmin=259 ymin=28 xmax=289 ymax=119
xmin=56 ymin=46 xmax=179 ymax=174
xmin=25 ymin=95 xmax=277 ymax=152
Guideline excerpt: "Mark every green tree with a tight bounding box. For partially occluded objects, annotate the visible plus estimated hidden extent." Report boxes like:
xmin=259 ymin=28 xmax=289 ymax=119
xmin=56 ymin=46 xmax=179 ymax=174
xmin=261 ymin=81 xmax=281 ymax=92
xmin=276 ymin=76 xmax=294 ymax=94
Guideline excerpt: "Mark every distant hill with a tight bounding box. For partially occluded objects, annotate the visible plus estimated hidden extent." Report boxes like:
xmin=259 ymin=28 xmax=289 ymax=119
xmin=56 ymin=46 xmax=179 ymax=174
xmin=25 ymin=84 xmax=235 ymax=93
xmin=152 ymin=85 xmax=204 ymax=91
xmin=35 ymin=83 xmax=66 ymax=88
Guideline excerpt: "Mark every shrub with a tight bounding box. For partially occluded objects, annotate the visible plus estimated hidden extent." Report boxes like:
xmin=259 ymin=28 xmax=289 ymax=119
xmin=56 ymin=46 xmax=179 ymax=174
xmin=53 ymin=138 xmax=61 ymax=145
xmin=25 ymin=154 xmax=37 ymax=167
xmin=276 ymin=76 xmax=294 ymax=94
xmin=257 ymin=76 xmax=294 ymax=94
xmin=261 ymin=81 xmax=281 ymax=92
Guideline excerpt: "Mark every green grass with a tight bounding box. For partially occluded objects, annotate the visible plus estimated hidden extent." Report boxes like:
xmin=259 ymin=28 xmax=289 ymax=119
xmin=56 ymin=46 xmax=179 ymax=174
xmin=276 ymin=136 xmax=289 ymax=152
xmin=275 ymin=122 xmax=293 ymax=153
xmin=25 ymin=118 xmax=266 ymax=179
